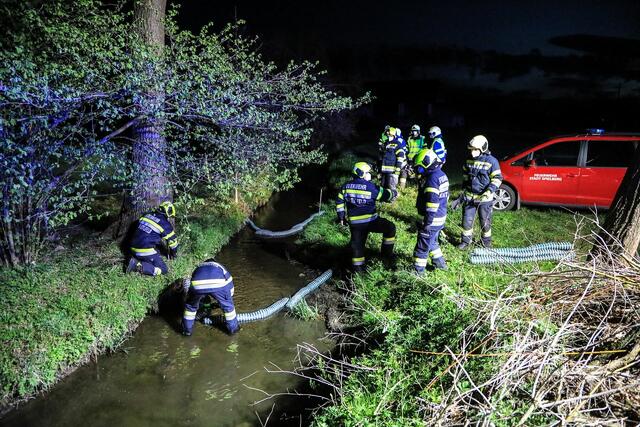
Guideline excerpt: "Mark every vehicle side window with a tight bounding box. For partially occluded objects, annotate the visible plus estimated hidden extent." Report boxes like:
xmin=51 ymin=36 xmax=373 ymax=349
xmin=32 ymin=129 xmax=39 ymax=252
xmin=586 ymin=140 xmax=638 ymax=167
xmin=511 ymin=154 xmax=530 ymax=166
xmin=531 ymin=141 xmax=581 ymax=167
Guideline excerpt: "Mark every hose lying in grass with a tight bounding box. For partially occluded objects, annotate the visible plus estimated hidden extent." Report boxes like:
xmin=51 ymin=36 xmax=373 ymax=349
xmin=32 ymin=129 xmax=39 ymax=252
xmin=470 ymin=242 xmax=574 ymax=265
xmin=245 ymin=211 xmax=325 ymax=239
xmin=202 ymin=269 xmax=332 ymax=326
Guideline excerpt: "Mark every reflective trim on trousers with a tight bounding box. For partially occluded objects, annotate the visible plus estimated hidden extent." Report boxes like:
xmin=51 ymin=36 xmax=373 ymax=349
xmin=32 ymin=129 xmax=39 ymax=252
xmin=224 ymin=310 xmax=237 ymax=321
xmin=183 ymin=309 xmax=197 ymax=320
xmin=352 ymin=257 xmax=365 ymax=266
xmin=482 ymin=229 xmax=492 ymax=238
xmin=131 ymin=247 xmax=157 ymax=256
xmin=430 ymin=248 xmax=443 ymax=259
xmin=382 ymin=236 xmax=395 ymax=245
xmin=414 ymin=257 xmax=428 ymax=267
xmin=431 ymin=216 xmax=447 ymax=227
xmin=462 ymin=228 xmax=474 ymax=236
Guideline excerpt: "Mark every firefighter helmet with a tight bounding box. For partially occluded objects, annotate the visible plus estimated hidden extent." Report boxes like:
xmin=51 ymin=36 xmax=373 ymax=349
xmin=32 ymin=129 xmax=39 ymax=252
xmin=468 ymin=135 xmax=489 ymax=153
xmin=411 ymin=124 xmax=420 ymax=133
xmin=428 ymin=126 xmax=442 ymax=139
xmin=353 ymin=162 xmax=372 ymax=179
xmin=414 ymin=148 xmax=440 ymax=171
xmin=159 ymin=201 xmax=176 ymax=218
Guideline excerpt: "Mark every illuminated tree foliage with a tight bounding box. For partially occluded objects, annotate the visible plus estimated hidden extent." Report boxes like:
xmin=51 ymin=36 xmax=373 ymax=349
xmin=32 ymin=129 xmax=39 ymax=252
xmin=0 ymin=0 xmax=366 ymax=266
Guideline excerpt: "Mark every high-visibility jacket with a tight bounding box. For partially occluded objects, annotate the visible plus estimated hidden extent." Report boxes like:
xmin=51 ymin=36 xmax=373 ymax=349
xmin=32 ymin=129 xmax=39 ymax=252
xmin=336 ymin=177 xmax=395 ymax=224
xmin=129 ymin=211 xmax=179 ymax=257
xmin=407 ymin=135 xmax=425 ymax=161
xmin=429 ymin=136 xmax=447 ymax=163
xmin=416 ymin=167 xmax=449 ymax=228
xmin=462 ymin=152 xmax=503 ymax=202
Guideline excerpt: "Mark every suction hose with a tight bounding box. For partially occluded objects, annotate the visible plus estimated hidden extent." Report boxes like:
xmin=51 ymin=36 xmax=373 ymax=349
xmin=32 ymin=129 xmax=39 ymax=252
xmin=246 ymin=211 xmax=325 ymax=239
xmin=201 ymin=269 xmax=333 ymax=326
xmin=203 ymin=297 xmax=290 ymax=325
xmin=286 ymin=269 xmax=332 ymax=310
xmin=470 ymin=242 xmax=574 ymax=265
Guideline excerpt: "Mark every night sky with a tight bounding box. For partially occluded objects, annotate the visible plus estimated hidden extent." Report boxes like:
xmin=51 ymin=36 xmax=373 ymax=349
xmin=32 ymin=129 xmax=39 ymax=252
xmin=175 ymin=1 xmax=640 ymax=133
xmin=176 ymin=1 xmax=640 ymax=54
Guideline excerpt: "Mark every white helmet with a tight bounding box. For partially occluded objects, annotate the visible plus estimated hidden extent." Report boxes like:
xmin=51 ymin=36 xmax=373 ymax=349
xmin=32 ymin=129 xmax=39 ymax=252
xmin=468 ymin=135 xmax=489 ymax=153
xmin=428 ymin=126 xmax=441 ymax=139
xmin=411 ymin=124 xmax=420 ymax=132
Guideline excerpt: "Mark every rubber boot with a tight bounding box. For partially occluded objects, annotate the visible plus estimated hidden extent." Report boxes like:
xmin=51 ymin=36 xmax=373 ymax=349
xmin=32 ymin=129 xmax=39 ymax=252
xmin=126 ymin=258 xmax=142 ymax=274
xmin=457 ymin=241 xmax=470 ymax=250
xmin=433 ymin=258 xmax=448 ymax=270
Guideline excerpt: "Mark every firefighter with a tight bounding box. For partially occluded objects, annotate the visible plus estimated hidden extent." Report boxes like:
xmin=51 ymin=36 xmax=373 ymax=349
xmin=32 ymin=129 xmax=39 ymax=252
xmin=377 ymin=125 xmax=391 ymax=172
xmin=380 ymin=127 xmax=407 ymax=193
xmin=126 ymin=201 xmax=179 ymax=276
xmin=182 ymin=258 xmax=239 ymax=336
xmin=336 ymin=162 xmax=397 ymax=272
xmin=400 ymin=124 xmax=425 ymax=188
xmin=413 ymin=149 xmax=449 ymax=272
xmin=427 ymin=126 xmax=448 ymax=163
xmin=456 ymin=135 xmax=502 ymax=249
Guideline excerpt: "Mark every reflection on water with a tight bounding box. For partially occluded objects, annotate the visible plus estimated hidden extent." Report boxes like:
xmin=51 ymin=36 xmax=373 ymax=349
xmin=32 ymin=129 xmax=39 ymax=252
xmin=3 ymin=187 xmax=332 ymax=427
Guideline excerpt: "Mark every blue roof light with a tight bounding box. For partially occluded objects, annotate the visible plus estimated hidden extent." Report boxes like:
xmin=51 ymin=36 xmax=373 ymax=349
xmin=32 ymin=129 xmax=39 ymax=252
xmin=586 ymin=128 xmax=605 ymax=135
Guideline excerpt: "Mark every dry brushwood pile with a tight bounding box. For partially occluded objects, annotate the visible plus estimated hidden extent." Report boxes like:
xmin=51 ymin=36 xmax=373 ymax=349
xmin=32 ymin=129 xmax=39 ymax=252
xmin=419 ymin=236 xmax=640 ymax=425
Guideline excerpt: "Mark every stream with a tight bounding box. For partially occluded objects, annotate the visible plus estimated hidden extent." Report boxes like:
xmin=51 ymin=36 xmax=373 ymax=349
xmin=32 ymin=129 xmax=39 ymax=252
xmin=2 ymin=186 xmax=332 ymax=427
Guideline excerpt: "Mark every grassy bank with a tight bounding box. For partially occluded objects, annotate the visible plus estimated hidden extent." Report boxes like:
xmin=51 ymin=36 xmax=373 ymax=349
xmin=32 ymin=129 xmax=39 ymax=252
xmin=0 ymin=188 xmax=272 ymax=409
xmin=298 ymin=153 xmax=598 ymax=425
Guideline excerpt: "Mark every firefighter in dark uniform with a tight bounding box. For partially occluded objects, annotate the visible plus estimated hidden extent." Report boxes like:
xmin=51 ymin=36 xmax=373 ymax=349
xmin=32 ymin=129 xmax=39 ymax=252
xmin=457 ymin=135 xmax=502 ymax=249
xmin=336 ymin=162 xmax=397 ymax=272
xmin=182 ymin=259 xmax=239 ymax=335
xmin=380 ymin=127 xmax=407 ymax=193
xmin=413 ymin=149 xmax=449 ymax=272
xmin=126 ymin=201 xmax=179 ymax=276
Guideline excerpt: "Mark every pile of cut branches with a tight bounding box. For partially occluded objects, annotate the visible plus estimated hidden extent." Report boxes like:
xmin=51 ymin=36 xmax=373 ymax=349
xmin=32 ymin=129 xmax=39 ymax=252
xmin=419 ymin=226 xmax=640 ymax=425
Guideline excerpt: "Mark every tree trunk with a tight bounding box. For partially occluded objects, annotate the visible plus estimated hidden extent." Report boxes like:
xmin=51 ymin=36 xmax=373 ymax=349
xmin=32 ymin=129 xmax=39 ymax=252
xmin=115 ymin=0 xmax=169 ymax=237
xmin=592 ymin=145 xmax=640 ymax=259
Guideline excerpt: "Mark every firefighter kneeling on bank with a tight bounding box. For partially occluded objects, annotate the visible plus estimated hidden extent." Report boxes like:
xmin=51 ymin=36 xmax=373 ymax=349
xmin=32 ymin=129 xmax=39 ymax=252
xmin=336 ymin=162 xmax=397 ymax=272
xmin=182 ymin=258 xmax=239 ymax=336
xmin=413 ymin=149 xmax=449 ymax=273
xmin=126 ymin=201 xmax=179 ymax=276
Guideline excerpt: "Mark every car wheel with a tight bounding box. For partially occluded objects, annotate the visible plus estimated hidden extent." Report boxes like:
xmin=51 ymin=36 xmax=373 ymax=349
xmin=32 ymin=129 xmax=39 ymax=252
xmin=493 ymin=185 xmax=516 ymax=211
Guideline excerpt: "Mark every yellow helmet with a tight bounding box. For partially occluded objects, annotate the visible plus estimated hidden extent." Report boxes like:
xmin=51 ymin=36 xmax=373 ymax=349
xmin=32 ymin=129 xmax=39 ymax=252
xmin=159 ymin=201 xmax=176 ymax=218
xmin=387 ymin=127 xmax=396 ymax=137
xmin=353 ymin=161 xmax=372 ymax=178
xmin=414 ymin=148 xmax=440 ymax=171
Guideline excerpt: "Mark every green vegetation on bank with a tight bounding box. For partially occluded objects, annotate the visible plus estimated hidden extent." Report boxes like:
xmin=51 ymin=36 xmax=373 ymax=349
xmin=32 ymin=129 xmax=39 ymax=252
xmin=0 ymin=189 xmax=270 ymax=409
xmin=299 ymin=153 xmax=583 ymax=426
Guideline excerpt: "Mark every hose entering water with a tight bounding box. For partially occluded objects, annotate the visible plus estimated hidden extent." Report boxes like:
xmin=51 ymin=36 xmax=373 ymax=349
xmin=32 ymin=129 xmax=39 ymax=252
xmin=470 ymin=242 xmax=574 ymax=265
xmin=201 ymin=269 xmax=333 ymax=326
xmin=246 ymin=211 xmax=325 ymax=239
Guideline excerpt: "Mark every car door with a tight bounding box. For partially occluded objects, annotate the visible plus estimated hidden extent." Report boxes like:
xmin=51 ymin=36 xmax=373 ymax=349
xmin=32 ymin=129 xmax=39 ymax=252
xmin=520 ymin=140 xmax=583 ymax=205
xmin=578 ymin=139 xmax=639 ymax=207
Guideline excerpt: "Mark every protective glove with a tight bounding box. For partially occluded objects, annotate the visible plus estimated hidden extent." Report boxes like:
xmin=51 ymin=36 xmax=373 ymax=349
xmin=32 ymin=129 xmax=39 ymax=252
xmin=450 ymin=194 xmax=463 ymax=210
xmin=169 ymin=247 xmax=178 ymax=259
xmin=481 ymin=190 xmax=494 ymax=202
xmin=336 ymin=217 xmax=346 ymax=227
